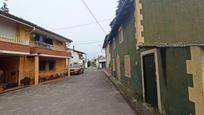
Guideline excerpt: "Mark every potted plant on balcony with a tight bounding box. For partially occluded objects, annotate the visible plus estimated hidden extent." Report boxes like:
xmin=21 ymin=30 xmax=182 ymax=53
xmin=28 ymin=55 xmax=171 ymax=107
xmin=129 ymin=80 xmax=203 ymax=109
xmin=20 ymin=77 xmax=31 ymax=86
xmin=55 ymin=73 xmax=60 ymax=79
xmin=50 ymin=75 xmax=55 ymax=80
xmin=60 ymin=73 xmax=64 ymax=78
xmin=39 ymin=76 xmax=47 ymax=82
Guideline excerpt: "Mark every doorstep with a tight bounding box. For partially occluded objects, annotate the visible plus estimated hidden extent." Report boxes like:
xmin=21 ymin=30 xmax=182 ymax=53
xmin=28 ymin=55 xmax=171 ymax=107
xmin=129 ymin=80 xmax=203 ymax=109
xmin=39 ymin=77 xmax=68 ymax=85
xmin=103 ymin=69 xmax=161 ymax=115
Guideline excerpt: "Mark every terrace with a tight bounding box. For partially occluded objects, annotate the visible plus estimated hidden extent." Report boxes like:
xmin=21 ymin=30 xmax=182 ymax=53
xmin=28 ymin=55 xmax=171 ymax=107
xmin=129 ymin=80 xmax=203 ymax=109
xmin=0 ymin=35 xmax=29 ymax=45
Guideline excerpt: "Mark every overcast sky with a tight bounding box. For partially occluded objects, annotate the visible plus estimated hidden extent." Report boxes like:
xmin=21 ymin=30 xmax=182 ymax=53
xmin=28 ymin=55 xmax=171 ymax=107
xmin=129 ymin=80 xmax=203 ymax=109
xmin=0 ymin=0 xmax=118 ymax=59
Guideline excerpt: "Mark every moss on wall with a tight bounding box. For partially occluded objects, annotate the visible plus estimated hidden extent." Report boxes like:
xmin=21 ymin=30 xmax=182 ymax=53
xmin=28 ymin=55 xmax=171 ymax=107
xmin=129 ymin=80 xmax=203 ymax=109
xmin=110 ymin=8 xmax=195 ymax=115
xmin=110 ymin=8 xmax=144 ymax=99
xmin=141 ymin=0 xmax=204 ymax=45
xmin=157 ymin=47 xmax=195 ymax=114
xmin=108 ymin=1 xmax=196 ymax=114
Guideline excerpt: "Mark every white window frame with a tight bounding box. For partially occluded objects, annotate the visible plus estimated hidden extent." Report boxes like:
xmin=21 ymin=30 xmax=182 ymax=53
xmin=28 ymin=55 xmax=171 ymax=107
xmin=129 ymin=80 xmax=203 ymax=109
xmin=116 ymin=55 xmax=121 ymax=80
xmin=140 ymin=49 xmax=162 ymax=112
xmin=112 ymin=58 xmax=115 ymax=71
xmin=118 ymin=27 xmax=124 ymax=44
xmin=124 ymin=55 xmax=131 ymax=78
xmin=113 ymin=38 xmax=116 ymax=49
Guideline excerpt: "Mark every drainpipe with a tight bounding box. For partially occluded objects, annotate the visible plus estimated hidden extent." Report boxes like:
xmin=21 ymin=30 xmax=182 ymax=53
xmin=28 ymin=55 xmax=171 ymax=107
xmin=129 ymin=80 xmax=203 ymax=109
xmin=30 ymin=26 xmax=36 ymax=33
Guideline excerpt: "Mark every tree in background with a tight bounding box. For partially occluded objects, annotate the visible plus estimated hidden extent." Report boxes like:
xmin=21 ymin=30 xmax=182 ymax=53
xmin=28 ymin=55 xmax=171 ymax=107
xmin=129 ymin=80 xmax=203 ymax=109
xmin=0 ymin=1 xmax=9 ymax=13
xmin=87 ymin=61 xmax=91 ymax=67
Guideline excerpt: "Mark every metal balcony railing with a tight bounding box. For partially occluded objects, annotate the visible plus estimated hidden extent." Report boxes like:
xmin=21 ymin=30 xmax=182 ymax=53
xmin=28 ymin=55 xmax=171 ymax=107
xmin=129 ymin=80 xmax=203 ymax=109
xmin=0 ymin=35 xmax=29 ymax=45
xmin=33 ymin=41 xmax=53 ymax=49
xmin=30 ymin=41 xmax=66 ymax=51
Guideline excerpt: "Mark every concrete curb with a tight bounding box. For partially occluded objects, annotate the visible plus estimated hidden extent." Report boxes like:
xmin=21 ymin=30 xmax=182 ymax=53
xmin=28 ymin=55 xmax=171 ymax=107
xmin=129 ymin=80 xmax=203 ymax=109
xmin=103 ymin=69 xmax=161 ymax=115
xmin=0 ymin=86 xmax=29 ymax=95
xmin=40 ymin=77 xmax=67 ymax=85
xmin=0 ymin=77 xmax=70 ymax=95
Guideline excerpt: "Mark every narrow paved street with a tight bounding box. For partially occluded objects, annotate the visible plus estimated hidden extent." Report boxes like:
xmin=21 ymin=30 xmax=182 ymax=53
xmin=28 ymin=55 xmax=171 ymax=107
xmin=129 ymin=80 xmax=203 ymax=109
xmin=0 ymin=67 xmax=135 ymax=115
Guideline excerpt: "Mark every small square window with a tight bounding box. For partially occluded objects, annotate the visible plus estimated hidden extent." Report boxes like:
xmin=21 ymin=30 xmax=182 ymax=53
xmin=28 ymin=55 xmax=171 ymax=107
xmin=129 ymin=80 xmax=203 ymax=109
xmin=113 ymin=39 xmax=116 ymax=49
xmin=48 ymin=61 xmax=56 ymax=70
xmin=112 ymin=58 xmax=115 ymax=71
xmin=124 ymin=55 xmax=131 ymax=78
xmin=40 ymin=61 xmax=46 ymax=71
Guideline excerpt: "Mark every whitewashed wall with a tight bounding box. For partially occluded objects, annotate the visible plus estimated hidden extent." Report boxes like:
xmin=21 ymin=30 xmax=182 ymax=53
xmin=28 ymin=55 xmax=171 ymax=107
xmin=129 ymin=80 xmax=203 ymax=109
xmin=0 ymin=17 xmax=16 ymax=38
xmin=70 ymin=50 xmax=83 ymax=65
xmin=105 ymin=43 xmax=111 ymax=68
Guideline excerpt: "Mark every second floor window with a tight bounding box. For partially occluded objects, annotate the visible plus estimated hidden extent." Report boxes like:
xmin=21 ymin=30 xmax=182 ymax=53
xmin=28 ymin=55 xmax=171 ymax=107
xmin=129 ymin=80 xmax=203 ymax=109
xmin=113 ymin=39 xmax=116 ymax=49
xmin=34 ymin=34 xmax=53 ymax=45
xmin=112 ymin=58 xmax=115 ymax=71
xmin=124 ymin=55 xmax=131 ymax=78
xmin=119 ymin=27 xmax=124 ymax=44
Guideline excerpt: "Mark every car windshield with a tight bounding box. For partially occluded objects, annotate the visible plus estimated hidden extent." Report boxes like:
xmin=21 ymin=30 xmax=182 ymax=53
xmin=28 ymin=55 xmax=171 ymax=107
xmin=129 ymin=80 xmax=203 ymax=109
xmin=71 ymin=64 xmax=80 ymax=68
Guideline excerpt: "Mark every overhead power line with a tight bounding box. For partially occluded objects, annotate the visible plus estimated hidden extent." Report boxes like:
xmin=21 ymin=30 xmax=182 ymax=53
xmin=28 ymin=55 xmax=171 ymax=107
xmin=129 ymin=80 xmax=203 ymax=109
xmin=81 ymin=0 xmax=107 ymax=34
xmin=70 ymin=40 xmax=103 ymax=45
xmin=52 ymin=18 xmax=111 ymax=30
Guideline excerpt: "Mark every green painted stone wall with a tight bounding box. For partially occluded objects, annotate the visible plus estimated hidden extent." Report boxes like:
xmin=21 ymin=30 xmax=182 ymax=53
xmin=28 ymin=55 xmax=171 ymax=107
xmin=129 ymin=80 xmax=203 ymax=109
xmin=108 ymin=1 xmax=196 ymax=114
xmin=109 ymin=8 xmax=144 ymax=99
xmin=141 ymin=0 xmax=204 ymax=45
xmin=157 ymin=47 xmax=195 ymax=115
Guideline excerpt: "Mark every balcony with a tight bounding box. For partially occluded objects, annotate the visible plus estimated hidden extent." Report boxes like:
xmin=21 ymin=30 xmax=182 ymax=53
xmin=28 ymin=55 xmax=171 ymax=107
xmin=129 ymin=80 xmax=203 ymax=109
xmin=0 ymin=35 xmax=29 ymax=45
xmin=30 ymin=47 xmax=71 ymax=57
xmin=33 ymin=41 xmax=53 ymax=49
xmin=31 ymin=41 xmax=66 ymax=52
xmin=0 ymin=35 xmax=30 ymax=53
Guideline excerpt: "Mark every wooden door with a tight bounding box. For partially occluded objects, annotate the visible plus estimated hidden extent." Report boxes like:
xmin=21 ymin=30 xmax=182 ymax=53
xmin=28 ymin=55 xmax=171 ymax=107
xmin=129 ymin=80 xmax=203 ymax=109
xmin=143 ymin=54 xmax=158 ymax=108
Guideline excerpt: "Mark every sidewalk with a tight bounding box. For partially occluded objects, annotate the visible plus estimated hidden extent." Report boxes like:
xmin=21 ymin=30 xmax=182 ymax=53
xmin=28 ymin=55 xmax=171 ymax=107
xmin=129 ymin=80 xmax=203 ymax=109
xmin=103 ymin=69 xmax=161 ymax=115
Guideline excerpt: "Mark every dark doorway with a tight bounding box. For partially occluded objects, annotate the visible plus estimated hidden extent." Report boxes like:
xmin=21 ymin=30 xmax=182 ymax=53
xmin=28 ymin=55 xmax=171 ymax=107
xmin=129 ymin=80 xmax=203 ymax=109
xmin=143 ymin=54 xmax=158 ymax=108
xmin=0 ymin=56 xmax=19 ymax=90
xmin=101 ymin=62 xmax=106 ymax=68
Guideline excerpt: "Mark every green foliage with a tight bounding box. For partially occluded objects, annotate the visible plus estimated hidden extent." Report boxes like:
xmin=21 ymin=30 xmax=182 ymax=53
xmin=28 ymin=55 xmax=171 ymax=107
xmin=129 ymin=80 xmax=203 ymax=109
xmin=20 ymin=77 xmax=31 ymax=86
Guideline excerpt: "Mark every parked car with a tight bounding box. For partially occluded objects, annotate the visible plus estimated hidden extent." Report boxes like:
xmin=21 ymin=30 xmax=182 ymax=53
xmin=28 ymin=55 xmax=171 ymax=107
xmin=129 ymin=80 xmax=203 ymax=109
xmin=70 ymin=64 xmax=84 ymax=75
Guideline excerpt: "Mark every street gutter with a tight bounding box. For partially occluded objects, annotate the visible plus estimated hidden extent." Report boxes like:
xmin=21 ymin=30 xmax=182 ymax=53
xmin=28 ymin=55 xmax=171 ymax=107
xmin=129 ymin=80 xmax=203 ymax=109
xmin=103 ymin=69 xmax=162 ymax=115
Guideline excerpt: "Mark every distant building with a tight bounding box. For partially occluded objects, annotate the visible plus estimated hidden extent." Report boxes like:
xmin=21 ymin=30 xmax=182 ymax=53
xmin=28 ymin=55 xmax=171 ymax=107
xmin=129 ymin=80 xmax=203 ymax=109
xmin=95 ymin=56 xmax=106 ymax=69
xmin=68 ymin=48 xmax=88 ymax=68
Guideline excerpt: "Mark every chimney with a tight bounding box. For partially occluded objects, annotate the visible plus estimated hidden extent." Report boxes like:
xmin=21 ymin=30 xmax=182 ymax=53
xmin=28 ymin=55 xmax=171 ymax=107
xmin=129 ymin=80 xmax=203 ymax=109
xmin=73 ymin=46 xmax=75 ymax=50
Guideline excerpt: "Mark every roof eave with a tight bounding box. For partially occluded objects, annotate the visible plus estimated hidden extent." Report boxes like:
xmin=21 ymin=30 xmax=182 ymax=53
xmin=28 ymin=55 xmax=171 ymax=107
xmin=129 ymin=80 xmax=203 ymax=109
xmin=0 ymin=11 xmax=73 ymax=43
xmin=107 ymin=0 xmax=134 ymax=42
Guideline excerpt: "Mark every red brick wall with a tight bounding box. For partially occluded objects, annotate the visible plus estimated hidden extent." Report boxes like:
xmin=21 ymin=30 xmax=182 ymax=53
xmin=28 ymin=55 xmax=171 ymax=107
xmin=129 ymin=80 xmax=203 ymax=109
xmin=0 ymin=41 xmax=30 ymax=53
xmin=30 ymin=47 xmax=71 ymax=57
xmin=0 ymin=41 xmax=71 ymax=57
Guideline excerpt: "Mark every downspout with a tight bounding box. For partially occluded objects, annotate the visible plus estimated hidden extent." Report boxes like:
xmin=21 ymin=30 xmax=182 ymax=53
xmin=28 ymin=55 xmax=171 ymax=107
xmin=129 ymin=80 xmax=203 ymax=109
xmin=30 ymin=26 xmax=36 ymax=33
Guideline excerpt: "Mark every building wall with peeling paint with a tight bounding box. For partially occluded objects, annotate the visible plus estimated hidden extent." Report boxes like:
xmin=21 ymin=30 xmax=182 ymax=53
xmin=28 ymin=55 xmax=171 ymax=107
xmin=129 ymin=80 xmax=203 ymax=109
xmin=157 ymin=47 xmax=195 ymax=114
xmin=109 ymin=7 xmax=144 ymax=99
xmin=140 ymin=0 xmax=204 ymax=46
xmin=106 ymin=1 xmax=199 ymax=114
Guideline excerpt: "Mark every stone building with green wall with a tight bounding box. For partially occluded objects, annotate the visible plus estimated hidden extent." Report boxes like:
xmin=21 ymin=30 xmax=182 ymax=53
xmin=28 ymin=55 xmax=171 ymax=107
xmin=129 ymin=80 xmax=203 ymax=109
xmin=103 ymin=0 xmax=204 ymax=115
